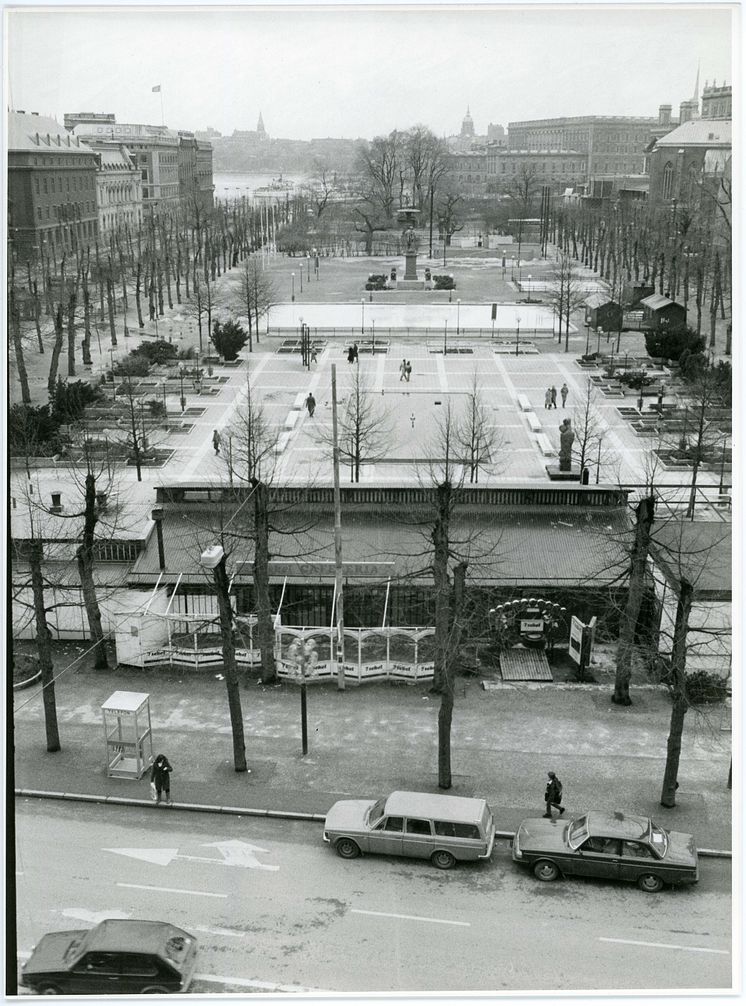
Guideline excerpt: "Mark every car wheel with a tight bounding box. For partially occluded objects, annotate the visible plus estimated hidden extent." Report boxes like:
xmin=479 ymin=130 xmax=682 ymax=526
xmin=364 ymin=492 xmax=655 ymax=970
xmin=637 ymin=872 xmax=664 ymax=893
xmin=533 ymin=859 xmax=561 ymax=882
xmin=141 ymin=986 xmax=170 ymax=994
xmin=335 ymin=837 xmax=361 ymax=859
xmin=431 ymin=849 xmax=456 ymax=870
xmin=38 ymin=985 xmax=63 ymax=996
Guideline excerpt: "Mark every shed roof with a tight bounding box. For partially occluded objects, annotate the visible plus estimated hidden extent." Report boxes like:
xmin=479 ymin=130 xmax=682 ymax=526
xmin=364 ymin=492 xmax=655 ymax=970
xmin=585 ymin=294 xmax=620 ymax=309
xmin=640 ymin=293 xmax=679 ymax=311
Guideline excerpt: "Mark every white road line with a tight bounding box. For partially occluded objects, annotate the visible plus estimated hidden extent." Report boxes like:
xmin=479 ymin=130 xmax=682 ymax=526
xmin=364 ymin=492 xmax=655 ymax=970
xmin=599 ymin=937 xmax=730 ymax=956
xmin=116 ymin=882 xmax=227 ymax=899
xmin=191 ymin=924 xmax=252 ymax=939
xmin=195 ymin=972 xmax=331 ymax=993
xmin=351 ymin=908 xmax=470 ymax=928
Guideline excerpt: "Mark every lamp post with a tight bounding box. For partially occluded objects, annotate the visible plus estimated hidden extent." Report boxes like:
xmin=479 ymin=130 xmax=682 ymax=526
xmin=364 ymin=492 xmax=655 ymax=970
xmin=286 ymin=635 xmax=318 ymax=756
xmin=361 ymin=298 xmax=365 ymax=335
xmin=596 ymin=327 xmax=602 ymax=356
xmin=307 ymin=255 xmax=311 ymax=281
xmin=443 ymin=319 xmax=448 ymax=356
xmin=527 ymin=274 xmax=532 ymax=303
xmin=179 ymin=366 xmax=186 ymax=413
xmin=371 ymin=320 xmax=375 ymax=355
xmin=299 ymin=266 xmax=303 ymax=294
xmin=291 ymin=272 xmax=295 ymax=302
xmin=457 ymin=299 xmax=461 ymax=335
xmin=595 ymin=432 xmax=605 ymax=484
xmin=515 ymin=312 xmax=521 ymax=357
xmin=161 ymin=378 xmax=167 ymax=413
xmin=585 ymin=324 xmax=591 ymax=357
xmin=719 ymin=435 xmax=729 ymax=493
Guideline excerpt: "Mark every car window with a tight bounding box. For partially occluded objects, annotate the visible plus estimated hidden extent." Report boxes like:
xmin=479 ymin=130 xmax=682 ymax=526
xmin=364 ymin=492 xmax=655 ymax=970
xmin=622 ymin=840 xmax=655 ymax=859
xmin=567 ymin=815 xmax=589 ymax=849
xmin=434 ymin=821 xmax=480 ymax=839
xmin=368 ymin=798 xmax=386 ymax=824
xmin=75 ymin=952 xmax=121 ymax=975
xmin=582 ymin=837 xmax=620 ymax=855
xmin=405 ymin=818 xmax=432 ymax=836
xmin=120 ymin=954 xmax=159 ymax=977
xmin=374 ymin=816 xmax=403 ymax=832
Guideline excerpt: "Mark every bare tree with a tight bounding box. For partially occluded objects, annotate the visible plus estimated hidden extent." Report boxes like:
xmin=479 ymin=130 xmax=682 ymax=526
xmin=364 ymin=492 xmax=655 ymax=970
xmin=547 ymin=251 xmax=586 ymax=350
xmin=315 ymin=365 xmax=393 ymax=482
xmin=613 ymin=494 xmax=655 ymax=706
xmin=457 ymin=371 xmax=503 ymax=484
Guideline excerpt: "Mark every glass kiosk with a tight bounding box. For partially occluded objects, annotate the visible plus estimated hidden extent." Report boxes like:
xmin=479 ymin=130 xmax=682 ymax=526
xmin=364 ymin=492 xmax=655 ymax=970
xmin=102 ymin=690 xmax=154 ymax=779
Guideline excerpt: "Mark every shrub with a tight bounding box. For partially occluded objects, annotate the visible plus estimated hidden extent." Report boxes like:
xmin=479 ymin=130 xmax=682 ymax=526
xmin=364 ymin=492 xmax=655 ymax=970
xmin=617 ymin=370 xmax=655 ymax=391
xmin=644 ymin=325 xmax=704 ymax=362
xmin=9 ymin=404 xmax=68 ymax=456
xmin=211 ymin=320 xmax=249 ymax=361
xmin=131 ymin=339 xmax=178 ymax=366
xmin=365 ymin=274 xmax=386 ymax=291
xmin=50 ymin=378 xmax=104 ymax=422
xmin=177 ymin=346 xmax=197 ymax=360
xmin=685 ymin=670 xmax=729 ymax=704
xmin=114 ymin=355 xmax=150 ymax=377
xmin=433 ymin=274 xmax=456 ymax=290
xmin=146 ymin=399 xmax=167 ymax=419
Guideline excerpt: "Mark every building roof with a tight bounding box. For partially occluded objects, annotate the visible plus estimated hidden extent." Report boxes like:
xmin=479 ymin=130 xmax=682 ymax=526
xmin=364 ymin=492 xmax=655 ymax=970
xmin=653 ymin=118 xmax=731 ymax=148
xmin=640 ymin=293 xmax=683 ymax=311
xmin=128 ymin=504 xmax=631 ymax=588
xmin=650 ymin=519 xmax=731 ymax=597
xmin=585 ymin=293 xmax=620 ymax=309
xmin=88 ymin=143 xmax=136 ymax=170
xmin=9 ymin=111 xmax=94 ymax=155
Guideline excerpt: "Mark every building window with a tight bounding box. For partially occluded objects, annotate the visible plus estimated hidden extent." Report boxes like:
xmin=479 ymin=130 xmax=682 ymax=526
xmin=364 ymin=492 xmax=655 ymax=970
xmin=662 ymin=161 xmax=674 ymax=200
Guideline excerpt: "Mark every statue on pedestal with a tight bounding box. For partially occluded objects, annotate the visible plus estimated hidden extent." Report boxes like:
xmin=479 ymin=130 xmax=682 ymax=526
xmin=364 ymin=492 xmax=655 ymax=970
xmin=559 ymin=418 xmax=575 ymax=472
xmin=403 ymin=226 xmax=418 ymax=252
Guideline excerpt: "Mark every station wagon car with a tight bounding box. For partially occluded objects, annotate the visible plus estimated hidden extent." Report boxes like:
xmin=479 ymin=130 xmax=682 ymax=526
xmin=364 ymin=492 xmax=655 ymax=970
xmin=21 ymin=919 xmax=198 ymax=995
xmin=323 ymin=790 xmax=495 ymax=869
xmin=512 ymin=811 xmax=699 ymax=892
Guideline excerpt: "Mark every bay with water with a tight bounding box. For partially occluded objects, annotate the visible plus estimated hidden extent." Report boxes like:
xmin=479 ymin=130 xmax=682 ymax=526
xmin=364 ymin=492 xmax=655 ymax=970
xmin=213 ymin=172 xmax=309 ymax=200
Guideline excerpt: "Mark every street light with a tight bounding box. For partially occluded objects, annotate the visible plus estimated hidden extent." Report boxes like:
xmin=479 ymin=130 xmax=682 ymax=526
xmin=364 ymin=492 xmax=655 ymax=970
xmin=457 ymin=299 xmax=461 ymax=335
xmin=307 ymin=255 xmax=311 ymax=281
xmin=502 ymin=249 xmax=506 ymax=279
xmin=596 ymin=327 xmax=603 ymax=356
xmin=527 ymin=274 xmax=532 ymax=304
xmin=585 ymin=324 xmax=591 ymax=357
xmin=361 ymin=298 xmax=365 ymax=335
xmin=443 ymin=319 xmax=448 ymax=356
xmin=515 ymin=312 xmax=522 ymax=357
xmin=299 ymin=266 xmax=303 ymax=294
xmin=286 ymin=635 xmax=318 ymax=756
xmin=161 ymin=378 xmax=167 ymax=412
xmin=595 ymin=432 xmax=605 ymax=484
xmin=291 ymin=272 xmax=295 ymax=302
xmin=179 ymin=366 xmax=186 ymax=412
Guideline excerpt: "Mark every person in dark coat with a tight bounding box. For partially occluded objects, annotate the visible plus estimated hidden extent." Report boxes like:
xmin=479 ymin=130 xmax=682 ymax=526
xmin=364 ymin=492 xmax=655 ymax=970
xmin=550 ymin=386 xmax=558 ymax=409
xmin=151 ymin=754 xmax=173 ymax=806
xmin=560 ymin=383 xmax=569 ymax=407
xmin=305 ymin=393 xmax=316 ymax=417
xmin=543 ymin=770 xmax=564 ymax=818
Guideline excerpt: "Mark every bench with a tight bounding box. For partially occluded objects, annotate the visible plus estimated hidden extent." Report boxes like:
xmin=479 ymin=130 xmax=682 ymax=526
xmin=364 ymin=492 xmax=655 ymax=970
xmin=294 ymin=392 xmax=306 ymax=409
xmin=517 ymin=394 xmax=532 ymax=412
xmin=275 ymin=432 xmax=292 ymax=454
xmin=536 ymin=433 xmax=555 ymax=456
xmin=525 ymin=412 xmax=542 ymax=433
xmin=284 ymin=410 xmax=301 ymax=430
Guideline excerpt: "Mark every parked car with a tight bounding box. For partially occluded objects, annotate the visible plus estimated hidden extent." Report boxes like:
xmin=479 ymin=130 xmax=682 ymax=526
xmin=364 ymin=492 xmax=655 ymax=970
xmin=512 ymin=811 xmax=699 ymax=892
xmin=323 ymin=790 xmax=495 ymax=869
xmin=20 ymin=919 xmax=198 ymax=995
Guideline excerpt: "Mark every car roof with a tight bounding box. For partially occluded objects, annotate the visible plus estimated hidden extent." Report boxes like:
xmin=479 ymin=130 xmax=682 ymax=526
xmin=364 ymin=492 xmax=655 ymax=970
xmin=587 ymin=811 xmax=650 ymax=840
xmin=84 ymin=920 xmax=189 ymax=953
xmin=384 ymin=791 xmax=487 ymax=822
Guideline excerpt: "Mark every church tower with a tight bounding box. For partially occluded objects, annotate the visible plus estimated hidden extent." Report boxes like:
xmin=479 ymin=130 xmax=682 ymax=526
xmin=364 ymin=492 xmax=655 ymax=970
xmin=460 ymin=106 xmax=475 ymax=138
xmin=257 ymin=111 xmax=267 ymax=139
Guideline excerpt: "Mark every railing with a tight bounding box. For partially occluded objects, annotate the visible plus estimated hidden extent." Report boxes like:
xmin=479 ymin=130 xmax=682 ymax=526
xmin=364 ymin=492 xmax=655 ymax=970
xmin=266 ymin=326 xmax=550 ymax=340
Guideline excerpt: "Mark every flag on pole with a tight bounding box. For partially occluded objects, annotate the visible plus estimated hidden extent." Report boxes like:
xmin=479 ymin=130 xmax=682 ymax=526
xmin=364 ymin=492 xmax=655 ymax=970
xmin=152 ymin=84 xmax=161 ymax=93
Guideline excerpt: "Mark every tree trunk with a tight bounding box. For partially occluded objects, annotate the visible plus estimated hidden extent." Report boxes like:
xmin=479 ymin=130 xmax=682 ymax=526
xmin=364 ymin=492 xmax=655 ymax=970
xmin=660 ymin=579 xmax=693 ymax=807
xmin=67 ymin=288 xmax=77 ymax=376
xmin=10 ymin=289 xmax=32 ymax=404
xmin=135 ymin=261 xmax=145 ymax=328
xmin=252 ymin=480 xmax=276 ymax=684
xmin=106 ymin=277 xmax=117 ymax=347
xmin=214 ymin=557 xmax=248 ymax=772
xmin=613 ymin=495 xmax=655 ymax=705
xmin=76 ymin=472 xmax=109 ymax=669
xmin=33 ymin=281 xmax=44 ymax=353
xmin=431 ymin=481 xmax=451 ymax=695
xmin=29 ymin=541 xmax=61 ymax=752
xmin=47 ymin=304 xmax=65 ymax=397
xmin=438 ymin=562 xmax=467 ymax=790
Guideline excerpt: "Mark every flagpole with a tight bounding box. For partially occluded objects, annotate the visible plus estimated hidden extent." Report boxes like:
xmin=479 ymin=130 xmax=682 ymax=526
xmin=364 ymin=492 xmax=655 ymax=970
xmin=160 ymin=88 xmax=165 ymax=126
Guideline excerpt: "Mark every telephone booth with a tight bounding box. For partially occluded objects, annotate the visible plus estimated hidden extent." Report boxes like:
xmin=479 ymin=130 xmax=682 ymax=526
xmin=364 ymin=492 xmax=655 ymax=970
xmin=102 ymin=690 xmax=154 ymax=779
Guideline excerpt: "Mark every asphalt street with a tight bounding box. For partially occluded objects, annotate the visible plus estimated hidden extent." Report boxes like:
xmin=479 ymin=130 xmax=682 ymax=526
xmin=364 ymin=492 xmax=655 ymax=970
xmin=15 ymin=801 xmax=733 ymax=995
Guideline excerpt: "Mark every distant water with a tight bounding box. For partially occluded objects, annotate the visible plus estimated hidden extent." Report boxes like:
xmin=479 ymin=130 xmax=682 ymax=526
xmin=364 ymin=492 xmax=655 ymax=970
xmin=213 ymin=172 xmax=309 ymax=199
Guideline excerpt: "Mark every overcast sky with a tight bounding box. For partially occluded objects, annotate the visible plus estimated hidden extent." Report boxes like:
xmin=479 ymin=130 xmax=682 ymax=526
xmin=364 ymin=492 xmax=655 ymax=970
xmin=5 ymin=4 xmax=735 ymax=141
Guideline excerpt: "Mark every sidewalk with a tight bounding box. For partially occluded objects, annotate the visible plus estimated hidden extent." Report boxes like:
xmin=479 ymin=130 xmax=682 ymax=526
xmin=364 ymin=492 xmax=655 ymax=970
xmin=12 ymin=650 xmax=732 ymax=854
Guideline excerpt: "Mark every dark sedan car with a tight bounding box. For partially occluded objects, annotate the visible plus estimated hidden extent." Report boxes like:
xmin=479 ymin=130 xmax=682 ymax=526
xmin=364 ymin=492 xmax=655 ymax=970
xmin=21 ymin=919 xmax=197 ymax=995
xmin=512 ymin=811 xmax=699 ymax=892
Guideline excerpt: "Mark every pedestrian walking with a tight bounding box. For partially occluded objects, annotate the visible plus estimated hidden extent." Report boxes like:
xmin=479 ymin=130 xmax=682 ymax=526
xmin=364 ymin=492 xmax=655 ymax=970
xmin=544 ymin=388 xmax=552 ymax=410
xmin=310 ymin=346 xmax=318 ymax=366
xmin=550 ymin=385 xmax=558 ymax=409
xmin=399 ymin=358 xmax=407 ymax=382
xmin=560 ymin=383 xmax=569 ymax=407
xmin=212 ymin=429 xmax=221 ymax=455
xmin=405 ymin=361 xmax=412 ymax=382
xmin=543 ymin=770 xmax=564 ymax=818
xmin=353 ymin=343 xmax=359 ymax=363
xmin=347 ymin=345 xmax=355 ymax=364
xmin=658 ymin=383 xmax=665 ymax=407
xmin=305 ymin=392 xmax=316 ymax=417
xmin=151 ymin=753 xmax=173 ymax=806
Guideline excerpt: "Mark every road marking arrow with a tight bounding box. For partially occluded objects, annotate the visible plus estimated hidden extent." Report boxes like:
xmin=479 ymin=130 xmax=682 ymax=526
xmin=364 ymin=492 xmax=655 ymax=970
xmin=104 ymin=841 xmax=279 ymax=871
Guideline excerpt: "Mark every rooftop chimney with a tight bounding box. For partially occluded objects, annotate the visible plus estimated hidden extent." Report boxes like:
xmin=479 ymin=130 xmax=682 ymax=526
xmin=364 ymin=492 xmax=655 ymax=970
xmin=658 ymin=104 xmax=672 ymax=125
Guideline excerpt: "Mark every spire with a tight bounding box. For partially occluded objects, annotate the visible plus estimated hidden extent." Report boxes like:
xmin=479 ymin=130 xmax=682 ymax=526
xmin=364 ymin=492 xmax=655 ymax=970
xmin=692 ymin=61 xmax=700 ymax=102
xmin=257 ymin=111 xmax=265 ymax=134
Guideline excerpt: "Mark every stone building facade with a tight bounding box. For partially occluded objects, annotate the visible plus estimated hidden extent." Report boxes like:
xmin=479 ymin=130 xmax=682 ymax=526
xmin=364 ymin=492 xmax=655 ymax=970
xmin=8 ymin=111 xmax=99 ymax=259
xmin=86 ymin=141 xmax=143 ymax=240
